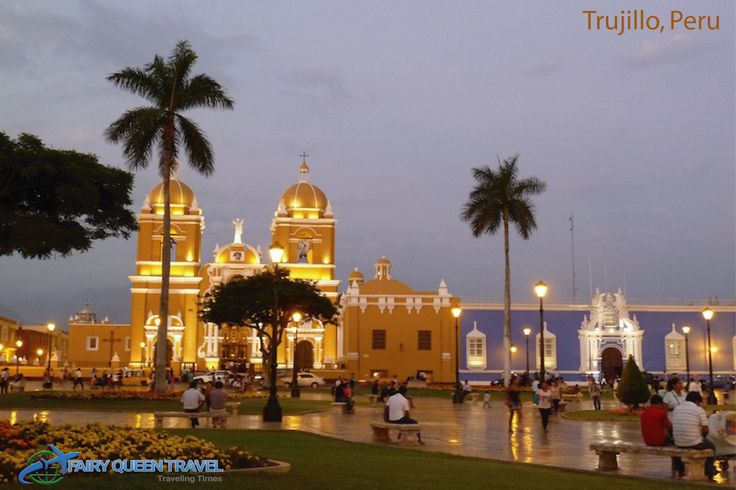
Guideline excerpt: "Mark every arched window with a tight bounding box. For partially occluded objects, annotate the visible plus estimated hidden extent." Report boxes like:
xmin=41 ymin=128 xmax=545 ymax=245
xmin=664 ymin=324 xmax=686 ymax=372
xmin=535 ymin=322 xmax=557 ymax=371
xmin=465 ymin=322 xmax=486 ymax=370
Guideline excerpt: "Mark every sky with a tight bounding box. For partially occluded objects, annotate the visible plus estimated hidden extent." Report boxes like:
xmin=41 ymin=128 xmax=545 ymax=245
xmin=0 ymin=0 xmax=734 ymax=325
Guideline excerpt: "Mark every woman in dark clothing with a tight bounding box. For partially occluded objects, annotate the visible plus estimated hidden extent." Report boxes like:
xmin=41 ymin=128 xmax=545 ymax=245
xmin=505 ymin=375 xmax=523 ymax=433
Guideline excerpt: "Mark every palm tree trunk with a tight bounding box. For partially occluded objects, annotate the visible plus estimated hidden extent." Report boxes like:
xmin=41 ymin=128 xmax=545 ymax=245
xmin=503 ymin=214 xmax=511 ymax=386
xmin=155 ymin=126 xmax=174 ymax=393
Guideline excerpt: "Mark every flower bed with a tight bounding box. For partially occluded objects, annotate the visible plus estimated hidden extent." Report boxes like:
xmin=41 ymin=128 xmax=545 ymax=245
xmin=0 ymin=421 xmax=270 ymax=484
xmin=29 ymin=390 xmax=182 ymax=401
xmin=610 ymin=407 xmax=644 ymax=415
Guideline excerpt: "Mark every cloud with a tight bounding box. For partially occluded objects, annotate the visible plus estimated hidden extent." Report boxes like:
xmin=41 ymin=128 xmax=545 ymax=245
xmin=279 ymin=66 xmax=355 ymax=107
xmin=518 ymin=58 xmax=564 ymax=77
xmin=631 ymin=35 xmax=705 ymax=67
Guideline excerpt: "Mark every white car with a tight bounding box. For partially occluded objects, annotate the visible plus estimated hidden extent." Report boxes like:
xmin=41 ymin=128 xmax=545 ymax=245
xmin=280 ymin=372 xmax=326 ymax=388
xmin=193 ymin=370 xmax=232 ymax=384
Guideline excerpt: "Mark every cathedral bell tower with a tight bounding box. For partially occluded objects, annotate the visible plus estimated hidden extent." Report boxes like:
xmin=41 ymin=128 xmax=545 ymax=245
xmin=129 ymin=175 xmax=204 ymax=370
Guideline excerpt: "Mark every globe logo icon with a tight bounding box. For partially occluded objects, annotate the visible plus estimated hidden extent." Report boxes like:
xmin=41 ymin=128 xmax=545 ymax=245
xmin=24 ymin=451 xmax=64 ymax=485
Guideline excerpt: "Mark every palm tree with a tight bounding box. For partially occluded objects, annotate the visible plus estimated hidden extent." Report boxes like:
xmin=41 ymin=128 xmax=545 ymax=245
xmin=461 ymin=154 xmax=546 ymax=386
xmin=105 ymin=40 xmax=233 ymax=392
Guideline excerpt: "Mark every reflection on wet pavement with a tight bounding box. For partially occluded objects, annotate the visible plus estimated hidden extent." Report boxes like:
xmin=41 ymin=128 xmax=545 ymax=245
xmin=1 ymin=394 xmax=732 ymax=484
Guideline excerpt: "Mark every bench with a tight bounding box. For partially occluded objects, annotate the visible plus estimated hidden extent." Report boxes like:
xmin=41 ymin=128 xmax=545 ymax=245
xmin=225 ymin=401 xmax=241 ymax=415
xmin=153 ymin=411 xmax=232 ymax=429
xmin=561 ymin=392 xmax=583 ymax=402
xmin=370 ymin=421 xmax=423 ymax=446
xmin=589 ymin=442 xmax=713 ymax=482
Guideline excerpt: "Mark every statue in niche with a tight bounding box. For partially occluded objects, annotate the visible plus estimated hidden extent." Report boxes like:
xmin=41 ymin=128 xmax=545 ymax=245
xmin=296 ymin=239 xmax=312 ymax=263
xmin=233 ymin=218 xmax=244 ymax=244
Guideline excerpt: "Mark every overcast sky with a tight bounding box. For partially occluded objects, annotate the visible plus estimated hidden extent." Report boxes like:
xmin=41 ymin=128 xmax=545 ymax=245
xmin=0 ymin=0 xmax=734 ymax=325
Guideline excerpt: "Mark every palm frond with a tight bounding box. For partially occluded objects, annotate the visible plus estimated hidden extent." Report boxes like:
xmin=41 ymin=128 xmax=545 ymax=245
xmin=176 ymin=115 xmax=214 ymax=176
xmin=104 ymin=107 xmax=166 ymax=170
xmin=106 ymin=68 xmax=161 ymax=104
xmin=169 ymin=40 xmax=198 ymax=93
xmin=178 ymin=74 xmax=234 ymax=111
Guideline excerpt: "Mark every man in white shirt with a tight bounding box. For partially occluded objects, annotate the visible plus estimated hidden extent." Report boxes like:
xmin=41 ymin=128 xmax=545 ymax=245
xmin=385 ymin=385 xmax=421 ymax=443
xmin=687 ymin=377 xmax=702 ymax=394
xmin=663 ymin=377 xmax=687 ymax=414
xmin=672 ymin=392 xmax=716 ymax=480
xmin=181 ymin=381 xmax=205 ymax=428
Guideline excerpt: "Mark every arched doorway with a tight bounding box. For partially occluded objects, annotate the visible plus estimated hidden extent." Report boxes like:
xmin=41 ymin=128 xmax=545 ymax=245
xmin=295 ymin=340 xmax=314 ymax=370
xmin=601 ymin=347 xmax=623 ymax=384
xmin=153 ymin=339 xmax=174 ymax=365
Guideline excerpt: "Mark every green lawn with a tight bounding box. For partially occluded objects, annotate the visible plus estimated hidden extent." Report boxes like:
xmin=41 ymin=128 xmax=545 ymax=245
xmin=4 ymin=430 xmax=710 ymax=489
xmin=0 ymin=392 xmax=331 ymax=415
xmin=564 ymin=404 xmax=736 ymax=422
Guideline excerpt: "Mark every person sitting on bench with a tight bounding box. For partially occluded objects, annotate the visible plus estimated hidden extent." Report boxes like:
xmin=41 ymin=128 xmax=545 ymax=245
xmin=385 ymin=385 xmax=417 ymax=424
xmin=672 ymin=391 xmax=716 ymax=481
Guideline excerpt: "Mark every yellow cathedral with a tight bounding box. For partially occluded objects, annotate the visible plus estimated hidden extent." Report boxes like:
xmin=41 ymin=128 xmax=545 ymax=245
xmin=67 ymin=158 xmax=458 ymax=383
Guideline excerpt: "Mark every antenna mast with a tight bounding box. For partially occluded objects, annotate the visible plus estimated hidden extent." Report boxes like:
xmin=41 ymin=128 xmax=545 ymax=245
xmin=570 ymin=213 xmax=577 ymax=303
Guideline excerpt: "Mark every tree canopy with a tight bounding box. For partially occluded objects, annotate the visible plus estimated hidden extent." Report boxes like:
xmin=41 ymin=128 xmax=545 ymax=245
xmin=616 ymin=355 xmax=650 ymax=408
xmin=0 ymin=132 xmax=137 ymax=259
xmin=202 ymin=268 xmax=338 ymax=345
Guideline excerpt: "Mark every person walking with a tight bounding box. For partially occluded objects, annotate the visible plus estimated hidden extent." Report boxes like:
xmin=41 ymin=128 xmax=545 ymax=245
xmin=537 ymin=381 xmax=552 ymax=432
xmin=550 ymin=380 xmax=561 ymax=415
xmin=0 ymin=367 xmax=10 ymax=394
xmin=588 ymin=378 xmax=602 ymax=411
xmin=505 ymin=376 xmax=523 ymax=433
xmin=73 ymin=368 xmax=84 ymax=390
xmin=531 ymin=376 xmax=540 ymax=405
xmin=482 ymin=390 xmax=491 ymax=409
xmin=181 ymin=381 xmax=205 ymax=428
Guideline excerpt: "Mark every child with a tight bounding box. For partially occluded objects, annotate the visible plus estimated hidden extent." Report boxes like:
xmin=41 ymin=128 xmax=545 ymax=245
xmin=482 ymin=390 xmax=491 ymax=408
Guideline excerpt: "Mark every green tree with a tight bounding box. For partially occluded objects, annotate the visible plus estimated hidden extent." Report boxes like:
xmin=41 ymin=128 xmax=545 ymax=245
xmin=105 ymin=40 xmax=233 ymax=392
xmin=616 ymin=355 xmax=650 ymax=409
xmin=460 ymin=154 xmax=546 ymax=385
xmin=0 ymin=132 xmax=136 ymax=258
xmin=201 ymin=268 xmax=337 ymax=421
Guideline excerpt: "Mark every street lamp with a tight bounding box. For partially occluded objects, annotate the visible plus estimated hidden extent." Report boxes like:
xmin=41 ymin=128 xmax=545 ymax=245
xmin=263 ymin=242 xmax=285 ymax=422
xmin=510 ymin=345 xmax=517 ymax=353
xmin=46 ymin=323 xmax=55 ymax=373
xmin=36 ymin=348 xmax=44 ymax=364
xmin=523 ymin=327 xmax=532 ymax=379
xmin=681 ymin=325 xmax=691 ymax=383
xmin=702 ymin=307 xmax=717 ymax=405
xmin=290 ymin=311 xmax=303 ymax=398
xmin=15 ymin=339 xmax=22 ymax=375
xmin=534 ymin=281 xmax=548 ymax=379
xmin=451 ymin=305 xmax=462 ymax=404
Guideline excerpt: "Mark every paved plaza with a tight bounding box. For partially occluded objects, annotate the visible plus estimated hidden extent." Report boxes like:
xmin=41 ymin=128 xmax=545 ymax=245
xmin=2 ymin=389 xmax=734 ymax=485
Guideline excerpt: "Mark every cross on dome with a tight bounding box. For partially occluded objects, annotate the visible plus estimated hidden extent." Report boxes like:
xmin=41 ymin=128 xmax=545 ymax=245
xmin=299 ymin=152 xmax=310 ymax=181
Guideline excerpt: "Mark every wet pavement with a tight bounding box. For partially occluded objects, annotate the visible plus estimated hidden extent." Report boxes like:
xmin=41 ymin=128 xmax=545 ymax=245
xmin=2 ymin=391 xmax=733 ymax=484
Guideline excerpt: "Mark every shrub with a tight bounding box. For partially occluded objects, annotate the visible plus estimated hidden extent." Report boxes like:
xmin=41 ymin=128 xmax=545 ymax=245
xmin=615 ymin=355 xmax=650 ymax=408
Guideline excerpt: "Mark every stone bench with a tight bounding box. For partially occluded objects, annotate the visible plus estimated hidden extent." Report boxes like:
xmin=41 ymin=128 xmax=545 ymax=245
xmin=561 ymin=392 xmax=583 ymax=402
xmin=153 ymin=411 xmax=232 ymax=429
xmin=370 ymin=421 xmax=423 ymax=446
xmin=331 ymin=401 xmax=355 ymax=413
xmin=589 ymin=442 xmax=713 ymax=482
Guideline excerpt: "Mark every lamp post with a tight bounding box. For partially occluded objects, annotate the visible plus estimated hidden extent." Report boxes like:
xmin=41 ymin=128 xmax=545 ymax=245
xmin=681 ymin=325 xmax=691 ymax=384
xmin=290 ymin=311 xmax=303 ymax=398
xmin=451 ymin=305 xmax=462 ymax=404
xmin=46 ymin=323 xmax=55 ymax=372
xmin=523 ymin=327 xmax=531 ymax=379
xmin=702 ymin=307 xmax=717 ymax=405
xmin=37 ymin=349 xmax=44 ymax=365
xmin=534 ymin=281 xmax=548 ymax=380
xmin=15 ymin=339 xmax=22 ymax=375
xmin=263 ymin=242 xmax=285 ymax=422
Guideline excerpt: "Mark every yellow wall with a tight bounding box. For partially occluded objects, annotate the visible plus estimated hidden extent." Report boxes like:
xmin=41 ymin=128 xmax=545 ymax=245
xmin=67 ymin=323 xmax=132 ymax=368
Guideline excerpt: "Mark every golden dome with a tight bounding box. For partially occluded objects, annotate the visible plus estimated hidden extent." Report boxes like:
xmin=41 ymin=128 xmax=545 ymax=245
xmin=281 ymin=181 xmax=328 ymax=211
xmin=348 ymin=267 xmax=364 ymax=285
xmin=279 ymin=159 xmax=329 ymax=213
xmin=147 ymin=177 xmax=197 ymax=212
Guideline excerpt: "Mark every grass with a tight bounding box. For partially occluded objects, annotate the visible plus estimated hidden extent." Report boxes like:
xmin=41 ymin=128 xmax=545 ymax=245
xmin=564 ymin=404 xmax=736 ymax=422
xmin=0 ymin=391 xmax=331 ymax=415
xmin=4 ymin=429 xmax=711 ymax=489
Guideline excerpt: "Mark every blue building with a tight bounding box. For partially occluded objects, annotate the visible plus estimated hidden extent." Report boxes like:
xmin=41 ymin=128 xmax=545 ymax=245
xmin=459 ymin=290 xmax=735 ymax=383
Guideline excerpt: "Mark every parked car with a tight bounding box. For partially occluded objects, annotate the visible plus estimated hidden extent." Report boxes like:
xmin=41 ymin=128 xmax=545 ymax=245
xmin=712 ymin=375 xmax=736 ymax=390
xmin=279 ymin=372 xmax=326 ymax=388
xmin=193 ymin=370 xmax=232 ymax=384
